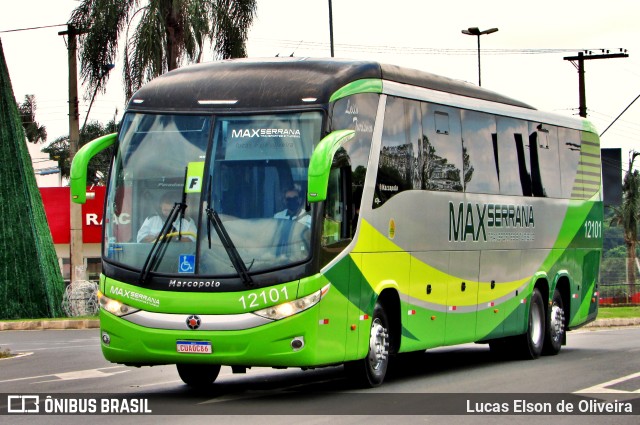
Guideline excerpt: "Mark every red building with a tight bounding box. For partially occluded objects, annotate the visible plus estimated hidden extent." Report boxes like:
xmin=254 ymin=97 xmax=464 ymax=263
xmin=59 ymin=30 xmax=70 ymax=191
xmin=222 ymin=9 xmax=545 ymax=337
xmin=40 ymin=186 xmax=106 ymax=281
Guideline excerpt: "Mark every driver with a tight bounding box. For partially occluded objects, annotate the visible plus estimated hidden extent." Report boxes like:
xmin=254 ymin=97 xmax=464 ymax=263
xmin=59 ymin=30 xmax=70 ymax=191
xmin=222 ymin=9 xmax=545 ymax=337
xmin=274 ymin=187 xmax=311 ymax=228
xmin=137 ymin=191 xmax=197 ymax=242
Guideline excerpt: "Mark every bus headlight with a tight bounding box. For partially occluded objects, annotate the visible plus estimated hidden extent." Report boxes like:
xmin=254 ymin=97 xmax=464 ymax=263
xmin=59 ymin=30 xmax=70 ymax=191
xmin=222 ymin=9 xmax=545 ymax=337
xmin=97 ymin=291 xmax=139 ymax=317
xmin=253 ymin=284 xmax=330 ymax=320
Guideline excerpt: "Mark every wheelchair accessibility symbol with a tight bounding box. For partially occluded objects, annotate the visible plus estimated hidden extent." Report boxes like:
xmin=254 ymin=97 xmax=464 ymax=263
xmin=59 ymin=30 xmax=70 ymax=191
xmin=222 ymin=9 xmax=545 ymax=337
xmin=178 ymin=254 xmax=195 ymax=273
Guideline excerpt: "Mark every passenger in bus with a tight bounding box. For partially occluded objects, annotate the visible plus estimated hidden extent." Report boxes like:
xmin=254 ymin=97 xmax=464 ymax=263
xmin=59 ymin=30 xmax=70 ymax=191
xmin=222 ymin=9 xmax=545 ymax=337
xmin=273 ymin=187 xmax=311 ymax=228
xmin=137 ymin=192 xmax=198 ymax=242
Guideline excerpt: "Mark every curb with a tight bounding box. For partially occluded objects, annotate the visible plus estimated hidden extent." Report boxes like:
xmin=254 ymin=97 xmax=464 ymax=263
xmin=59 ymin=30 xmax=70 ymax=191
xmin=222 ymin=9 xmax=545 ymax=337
xmin=0 ymin=318 xmax=639 ymax=331
xmin=583 ymin=317 xmax=640 ymax=328
xmin=0 ymin=319 xmax=100 ymax=331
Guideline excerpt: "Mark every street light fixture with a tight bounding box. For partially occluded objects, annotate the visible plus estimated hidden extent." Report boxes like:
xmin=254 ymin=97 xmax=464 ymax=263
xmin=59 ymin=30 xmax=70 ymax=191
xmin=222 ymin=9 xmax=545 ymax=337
xmin=461 ymin=27 xmax=498 ymax=86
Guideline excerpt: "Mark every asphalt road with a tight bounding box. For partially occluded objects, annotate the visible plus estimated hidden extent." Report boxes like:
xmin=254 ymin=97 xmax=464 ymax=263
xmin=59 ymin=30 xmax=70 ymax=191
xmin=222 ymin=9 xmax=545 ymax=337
xmin=0 ymin=327 xmax=639 ymax=424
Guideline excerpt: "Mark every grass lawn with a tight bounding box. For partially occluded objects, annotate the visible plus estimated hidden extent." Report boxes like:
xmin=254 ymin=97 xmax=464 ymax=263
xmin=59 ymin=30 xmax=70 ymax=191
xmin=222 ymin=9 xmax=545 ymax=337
xmin=598 ymin=306 xmax=640 ymax=319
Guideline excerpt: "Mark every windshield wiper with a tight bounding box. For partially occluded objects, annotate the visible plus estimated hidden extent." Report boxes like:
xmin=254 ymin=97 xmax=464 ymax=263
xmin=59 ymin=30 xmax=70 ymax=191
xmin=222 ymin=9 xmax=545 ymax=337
xmin=139 ymin=168 xmax=191 ymax=286
xmin=206 ymin=207 xmax=254 ymax=287
xmin=138 ymin=200 xmax=186 ymax=285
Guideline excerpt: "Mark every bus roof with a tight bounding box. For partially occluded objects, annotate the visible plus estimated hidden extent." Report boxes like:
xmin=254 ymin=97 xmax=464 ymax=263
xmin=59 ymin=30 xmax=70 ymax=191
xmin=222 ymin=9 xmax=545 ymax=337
xmin=128 ymin=57 xmax=535 ymax=112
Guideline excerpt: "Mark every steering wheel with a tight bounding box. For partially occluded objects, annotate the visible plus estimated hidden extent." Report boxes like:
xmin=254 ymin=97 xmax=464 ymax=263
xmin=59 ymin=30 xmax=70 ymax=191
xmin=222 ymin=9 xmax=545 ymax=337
xmin=155 ymin=231 xmax=197 ymax=242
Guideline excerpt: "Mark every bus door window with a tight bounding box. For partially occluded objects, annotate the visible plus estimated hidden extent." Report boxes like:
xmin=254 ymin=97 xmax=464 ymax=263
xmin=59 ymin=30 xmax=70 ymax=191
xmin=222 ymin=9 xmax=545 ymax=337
xmin=323 ymin=168 xmax=344 ymax=245
xmin=321 ymin=152 xmax=352 ymax=265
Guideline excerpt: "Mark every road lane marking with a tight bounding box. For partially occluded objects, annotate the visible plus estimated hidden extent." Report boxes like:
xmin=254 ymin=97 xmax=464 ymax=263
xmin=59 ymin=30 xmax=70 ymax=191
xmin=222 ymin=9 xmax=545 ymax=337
xmin=6 ymin=345 xmax=98 ymax=352
xmin=574 ymin=371 xmax=640 ymax=394
xmin=0 ymin=366 xmax=129 ymax=384
xmin=0 ymin=352 xmax=33 ymax=361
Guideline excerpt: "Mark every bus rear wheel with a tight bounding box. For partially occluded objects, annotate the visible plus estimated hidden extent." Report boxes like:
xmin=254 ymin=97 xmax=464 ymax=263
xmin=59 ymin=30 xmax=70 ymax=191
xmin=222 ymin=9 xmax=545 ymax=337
xmin=542 ymin=289 xmax=565 ymax=355
xmin=345 ymin=302 xmax=390 ymax=387
xmin=176 ymin=363 xmax=221 ymax=388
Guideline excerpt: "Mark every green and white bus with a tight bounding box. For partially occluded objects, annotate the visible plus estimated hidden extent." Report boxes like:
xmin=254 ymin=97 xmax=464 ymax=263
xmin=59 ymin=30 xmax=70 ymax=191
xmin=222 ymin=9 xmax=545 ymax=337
xmin=71 ymin=58 xmax=602 ymax=388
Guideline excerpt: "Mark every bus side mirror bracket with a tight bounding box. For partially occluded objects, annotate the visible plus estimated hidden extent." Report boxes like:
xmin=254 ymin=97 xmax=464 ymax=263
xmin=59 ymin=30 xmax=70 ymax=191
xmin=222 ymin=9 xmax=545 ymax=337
xmin=307 ymin=130 xmax=355 ymax=203
xmin=70 ymin=133 xmax=117 ymax=204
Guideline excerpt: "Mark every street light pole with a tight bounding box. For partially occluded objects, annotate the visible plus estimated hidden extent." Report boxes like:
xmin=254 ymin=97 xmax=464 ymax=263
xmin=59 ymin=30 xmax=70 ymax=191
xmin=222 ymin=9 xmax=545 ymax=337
xmin=461 ymin=27 xmax=498 ymax=86
xmin=328 ymin=0 xmax=335 ymax=57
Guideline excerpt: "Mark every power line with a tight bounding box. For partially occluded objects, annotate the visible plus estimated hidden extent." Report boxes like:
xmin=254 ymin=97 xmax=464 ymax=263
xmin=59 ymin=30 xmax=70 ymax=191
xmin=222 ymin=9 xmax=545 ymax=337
xmin=252 ymin=38 xmax=599 ymax=56
xmin=600 ymin=93 xmax=640 ymax=137
xmin=0 ymin=23 xmax=66 ymax=34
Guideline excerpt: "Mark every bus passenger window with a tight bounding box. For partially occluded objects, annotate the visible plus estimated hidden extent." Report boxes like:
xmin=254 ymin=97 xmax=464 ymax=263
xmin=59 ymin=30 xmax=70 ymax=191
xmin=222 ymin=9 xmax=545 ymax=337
xmin=421 ymin=104 xmax=464 ymax=192
xmin=461 ymin=110 xmax=499 ymax=194
xmin=529 ymin=123 xmax=562 ymax=198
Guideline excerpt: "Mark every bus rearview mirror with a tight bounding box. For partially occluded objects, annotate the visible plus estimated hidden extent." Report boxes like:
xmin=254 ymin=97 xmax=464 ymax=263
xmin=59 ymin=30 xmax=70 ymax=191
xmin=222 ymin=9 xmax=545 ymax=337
xmin=307 ymin=130 xmax=355 ymax=203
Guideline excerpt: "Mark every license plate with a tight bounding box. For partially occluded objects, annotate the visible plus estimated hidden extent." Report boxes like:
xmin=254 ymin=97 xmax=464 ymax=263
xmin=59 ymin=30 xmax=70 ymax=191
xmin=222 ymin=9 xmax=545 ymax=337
xmin=176 ymin=340 xmax=212 ymax=354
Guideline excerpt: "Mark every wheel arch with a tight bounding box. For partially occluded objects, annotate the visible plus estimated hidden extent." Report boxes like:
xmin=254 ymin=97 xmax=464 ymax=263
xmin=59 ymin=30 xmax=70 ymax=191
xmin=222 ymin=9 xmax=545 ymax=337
xmin=376 ymin=288 xmax=401 ymax=356
xmin=532 ymin=274 xmax=550 ymax=322
xmin=553 ymin=273 xmax=571 ymax=321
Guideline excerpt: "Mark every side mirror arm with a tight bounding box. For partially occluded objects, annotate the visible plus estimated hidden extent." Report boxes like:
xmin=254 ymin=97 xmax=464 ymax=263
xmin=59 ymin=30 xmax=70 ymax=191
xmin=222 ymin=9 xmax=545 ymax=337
xmin=70 ymin=133 xmax=117 ymax=204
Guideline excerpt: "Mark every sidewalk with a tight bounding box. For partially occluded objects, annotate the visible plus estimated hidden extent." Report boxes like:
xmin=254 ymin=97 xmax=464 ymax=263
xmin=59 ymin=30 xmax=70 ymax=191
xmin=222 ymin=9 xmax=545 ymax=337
xmin=0 ymin=317 xmax=639 ymax=331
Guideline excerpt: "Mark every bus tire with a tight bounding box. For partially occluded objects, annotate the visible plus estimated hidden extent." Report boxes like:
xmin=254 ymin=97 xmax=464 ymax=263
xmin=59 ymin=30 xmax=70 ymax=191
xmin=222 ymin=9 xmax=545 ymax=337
xmin=542 ymin=289 xmax=565 ymax=355
xmin=517 ymin=288 xmax=545 ymax=359
xmin=176 ymin=363 xmax=221 ymax=388
xmin=345 ymin=302 xmax=390 ymax=387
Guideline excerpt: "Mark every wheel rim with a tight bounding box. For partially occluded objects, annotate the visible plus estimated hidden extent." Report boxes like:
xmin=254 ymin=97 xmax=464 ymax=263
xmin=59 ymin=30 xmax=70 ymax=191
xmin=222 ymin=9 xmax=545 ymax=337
xmin=549 ymin=304 xmax=565 ymax=343
xmin=368 ymin=318 xmax=389 ymax=372
xmin=530 ymin=301 xmax=543 ymax=346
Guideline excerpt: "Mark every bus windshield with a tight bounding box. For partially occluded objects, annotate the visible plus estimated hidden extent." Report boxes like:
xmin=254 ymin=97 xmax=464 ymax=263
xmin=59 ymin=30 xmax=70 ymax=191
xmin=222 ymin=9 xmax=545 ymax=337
xmin=103 ymin=111 xmax=322 ymax=278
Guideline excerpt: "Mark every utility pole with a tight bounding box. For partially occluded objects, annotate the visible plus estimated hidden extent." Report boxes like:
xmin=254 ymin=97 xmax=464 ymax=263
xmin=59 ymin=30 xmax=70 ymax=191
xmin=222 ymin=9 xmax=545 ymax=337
xmin=563 ymin=49 xmax=629 ymax=118
xmin=58 ymin=24 xmax=86 ymax=284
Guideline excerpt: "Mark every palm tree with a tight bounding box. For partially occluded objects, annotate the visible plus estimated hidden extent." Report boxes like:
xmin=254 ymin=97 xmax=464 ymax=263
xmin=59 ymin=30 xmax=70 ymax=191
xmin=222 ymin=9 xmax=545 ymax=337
xmin=17 ymin=94 xmax=47 ymax=143
xmin=70 ymin=0 xmax=257 ymax=99
xmin=42 ymin=119 xmax=117 ymax=185
xmin=610 ymin=151 xmax=640 ymax=296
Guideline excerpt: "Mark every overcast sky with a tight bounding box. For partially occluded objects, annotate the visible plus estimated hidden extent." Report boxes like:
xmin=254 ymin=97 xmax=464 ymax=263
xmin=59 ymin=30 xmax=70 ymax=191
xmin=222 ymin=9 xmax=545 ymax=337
xmin=2 ymin=0 xmax=639 ymax=177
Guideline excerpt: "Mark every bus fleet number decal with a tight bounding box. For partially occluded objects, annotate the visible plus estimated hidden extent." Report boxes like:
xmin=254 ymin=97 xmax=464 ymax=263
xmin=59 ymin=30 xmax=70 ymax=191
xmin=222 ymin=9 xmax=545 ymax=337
xmin=584 ymin=220 xmax=602 ymax=239
xmin=239 ymin=287 xmax=290 ymax=310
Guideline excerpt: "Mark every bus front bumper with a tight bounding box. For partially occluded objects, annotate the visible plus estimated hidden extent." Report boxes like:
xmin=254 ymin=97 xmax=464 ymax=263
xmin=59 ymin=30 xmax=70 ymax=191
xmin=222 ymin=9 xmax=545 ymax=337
xmin=98 ymin=308 xmax=330 ymax=368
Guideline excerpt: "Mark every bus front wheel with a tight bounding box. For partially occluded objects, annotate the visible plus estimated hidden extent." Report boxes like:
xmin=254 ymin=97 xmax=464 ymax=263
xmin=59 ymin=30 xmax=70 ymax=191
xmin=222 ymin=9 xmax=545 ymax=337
xmin=345 ymin=302 xmax=390 ymax=387
xmin=176 ymin=363 xmax=221 ymax=388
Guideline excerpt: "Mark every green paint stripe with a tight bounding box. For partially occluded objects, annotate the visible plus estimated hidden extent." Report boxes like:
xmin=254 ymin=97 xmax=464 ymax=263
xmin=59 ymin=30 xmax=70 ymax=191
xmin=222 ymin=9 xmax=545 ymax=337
xmin=576 ymin=170 xmax=601 ymax=178
xmin=578 ymin=166 xmax=600 ymax=174
xmin=581 ymin=126 xmax=600 ymax=141
xmin=576 ymin=176 xmax=601 ymax=184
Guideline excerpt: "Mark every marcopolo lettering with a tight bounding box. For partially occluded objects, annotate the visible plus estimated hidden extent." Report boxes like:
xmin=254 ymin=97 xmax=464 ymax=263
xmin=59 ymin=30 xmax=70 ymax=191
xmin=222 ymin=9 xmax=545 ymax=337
xmin=449 ymin=201 xmax=535 ymax=242
xmin=169 ymin=279 xmax=222 ymax=289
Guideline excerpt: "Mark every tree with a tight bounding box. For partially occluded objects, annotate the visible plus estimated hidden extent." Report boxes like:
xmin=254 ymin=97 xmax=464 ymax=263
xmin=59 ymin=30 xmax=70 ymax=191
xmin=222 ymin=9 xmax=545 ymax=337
xmin=70 ymin=0 xmax=257 ymax=99
xmin=609 ymin=151 xmax=640 ymax=296
xmin=1 ymin=41 xmax=65 ymax=319
xmin=42 ymin=119 xmax=117 ymax=185
xmin=17 ymin=94 xmax=47 ymax=143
